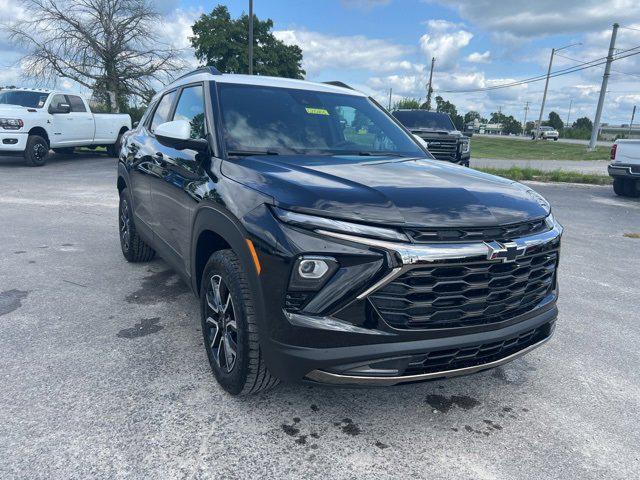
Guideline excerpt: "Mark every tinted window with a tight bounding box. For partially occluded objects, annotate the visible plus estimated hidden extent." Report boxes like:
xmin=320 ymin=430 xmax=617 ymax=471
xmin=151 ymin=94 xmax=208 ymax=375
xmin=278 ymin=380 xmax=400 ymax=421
xmin=68 ymin=95 xmax=86 ymax=112
xmin=173 ymin=85 xmax=206 ymax=139
xmin=217 ymin=84 xmax=423 ymax=157
xmin=0 ymin=90 xmax=49 ymax=108
xmin=151 ymin=91 xmax=176 ymax=132
xmin=392 ymin=111 xmax=455 ymax=131
xmin=49 ymin=94 xmax=68 ymax=111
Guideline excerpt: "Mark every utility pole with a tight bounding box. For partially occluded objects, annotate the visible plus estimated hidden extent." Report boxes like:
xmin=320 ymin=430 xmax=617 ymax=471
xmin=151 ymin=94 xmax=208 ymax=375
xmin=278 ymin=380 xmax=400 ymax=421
xmin=523 ymin=101 xmax=530 ymax=136
xmin=425 ymin=57 xmax=435 ymax=110
xmin=535 ymin=48 xmax=555 ymax=140
xmin=388 ymin=88 xmax=392 ymax=110
xmin=566 ymin=99 xmax=573 ymax=127
xmin=589 ymin=23 xmax=619 ymax=150
xmin=630 ymin=105 xmax=636 ymax=137
xmin=248 ymin=0 xmax=254 ymax=75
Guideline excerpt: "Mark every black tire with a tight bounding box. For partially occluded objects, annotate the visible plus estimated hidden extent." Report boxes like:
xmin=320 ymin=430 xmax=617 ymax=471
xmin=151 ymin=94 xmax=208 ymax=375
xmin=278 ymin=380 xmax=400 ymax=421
xmin=200 ymin=250 xmax=278 ymax=395
xmin=107 ymin=132 xmax=124 ymax=157
xmin=623 ymin=179 xmax=640 ymax=198
xmin=24 ymin=135 xmax=49 ymax=167
xmin=118 ymin=188 xmax=155 ymax=262
xmin=613 ymin=178 xmax=626 ymax=196
xmin=553 ymin=138 xmax=558 ymax=141
xmin=53 ymin=148 xmax=75 ymax=155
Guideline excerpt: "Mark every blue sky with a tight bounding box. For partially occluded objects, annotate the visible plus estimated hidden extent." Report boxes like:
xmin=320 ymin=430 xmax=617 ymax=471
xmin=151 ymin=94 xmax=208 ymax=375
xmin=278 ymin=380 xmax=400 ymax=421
xmin=1 ymin=0 xmax=639 ymax=124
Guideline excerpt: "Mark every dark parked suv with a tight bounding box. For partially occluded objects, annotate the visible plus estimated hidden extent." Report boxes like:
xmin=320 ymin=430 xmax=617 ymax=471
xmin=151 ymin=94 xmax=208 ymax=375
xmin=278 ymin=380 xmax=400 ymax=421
xmin=392 ymin=109 xmax=470 ymax=166
xmin=117 ymin=67 xmax=562 ymax=395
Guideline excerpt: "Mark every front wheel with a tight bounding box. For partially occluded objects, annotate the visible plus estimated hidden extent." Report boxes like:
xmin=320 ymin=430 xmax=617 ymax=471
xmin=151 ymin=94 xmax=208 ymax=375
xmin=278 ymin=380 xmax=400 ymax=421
xmin=24 ymin=135 xmax=49 ymax=167
xmin=118 ymin=188 xmax=155 ymax=262
xmin=200 ymin=250 xmax=278 ymax=395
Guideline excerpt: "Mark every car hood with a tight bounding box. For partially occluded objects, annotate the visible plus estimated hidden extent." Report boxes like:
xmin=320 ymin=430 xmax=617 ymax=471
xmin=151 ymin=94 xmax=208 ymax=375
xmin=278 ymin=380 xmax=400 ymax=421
xmin=222 ymin=154 xmax=549 ymax=227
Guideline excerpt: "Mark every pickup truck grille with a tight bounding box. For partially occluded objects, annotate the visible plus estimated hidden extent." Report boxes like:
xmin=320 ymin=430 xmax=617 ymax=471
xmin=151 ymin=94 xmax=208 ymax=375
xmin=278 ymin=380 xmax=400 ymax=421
xmin=370 ymin=241 xmax=559 ymax=330
xmin=418 ymin=137 xmax=458 ymax=160
xmin=405 ymin=218 xmax=549 ymax=243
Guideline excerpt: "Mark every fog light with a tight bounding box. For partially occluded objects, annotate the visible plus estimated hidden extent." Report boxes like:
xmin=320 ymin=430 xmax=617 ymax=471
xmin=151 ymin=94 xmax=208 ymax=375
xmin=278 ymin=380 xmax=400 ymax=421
xmin=288 ymin=256 xmax=338 ymax=291
xmin=298 ymin=259 xmax=329 ymax=279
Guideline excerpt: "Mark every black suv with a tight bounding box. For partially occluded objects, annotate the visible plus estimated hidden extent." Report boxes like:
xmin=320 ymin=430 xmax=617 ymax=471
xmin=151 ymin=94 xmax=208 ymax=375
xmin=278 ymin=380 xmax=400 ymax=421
xmin=117 ymin=67 xmax=562 ymax=395
xmin=392 ymin=109 xmax=470 ymax=166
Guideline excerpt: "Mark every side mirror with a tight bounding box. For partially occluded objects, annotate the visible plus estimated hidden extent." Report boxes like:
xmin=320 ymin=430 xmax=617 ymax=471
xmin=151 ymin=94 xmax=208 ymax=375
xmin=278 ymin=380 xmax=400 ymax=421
xmin=154 ymin=119 xmax=208 ymax=152
xmin=50 ymin=103 xmax=71 ymax=114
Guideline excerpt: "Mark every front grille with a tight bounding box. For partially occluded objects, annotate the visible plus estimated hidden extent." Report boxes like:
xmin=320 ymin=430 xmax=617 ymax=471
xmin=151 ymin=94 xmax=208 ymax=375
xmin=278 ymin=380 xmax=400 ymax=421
xmin=419 ymin=136 xmax=457 ymax=160
xmin=369 ymin=241 xmax=559 ymax=330
xmin=403 ymin=322 xmax=552 ymax=375
xmin=405 ymin=218 xmax=549 ymax=243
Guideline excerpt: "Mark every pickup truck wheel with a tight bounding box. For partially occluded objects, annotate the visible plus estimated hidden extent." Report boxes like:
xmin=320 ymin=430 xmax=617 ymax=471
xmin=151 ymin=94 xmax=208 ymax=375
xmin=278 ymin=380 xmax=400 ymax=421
xmin=623 ymin=179 xmax=640 ymax=198
xmin=553 ymin=138 xmax=558 ymax=141
xmin=118 ymin=189 xmax=155 ymax=262
xmin=107 ymin=133 xmax=124 ymax=157
xmin=24 ymin=135 xmax=49 ymax=167
xmin=613 ymin=178 xmax=626 ymax=196
xmin=200 ymin=250 xmax=278 ymax=395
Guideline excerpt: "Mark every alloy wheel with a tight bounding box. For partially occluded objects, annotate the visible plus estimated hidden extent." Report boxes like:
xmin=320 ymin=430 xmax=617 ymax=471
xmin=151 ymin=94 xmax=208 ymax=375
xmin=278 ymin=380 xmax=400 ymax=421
xmin=204 ymin=275 xmax=238 ymax=373
xmin=119 ymin=199 xmax=131 ymax=251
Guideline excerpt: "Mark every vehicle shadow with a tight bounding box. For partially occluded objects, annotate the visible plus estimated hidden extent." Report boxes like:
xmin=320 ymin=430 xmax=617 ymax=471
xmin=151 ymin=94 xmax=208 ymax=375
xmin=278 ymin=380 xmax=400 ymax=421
xmin=0 ymin=150 xmax=115 ymax=168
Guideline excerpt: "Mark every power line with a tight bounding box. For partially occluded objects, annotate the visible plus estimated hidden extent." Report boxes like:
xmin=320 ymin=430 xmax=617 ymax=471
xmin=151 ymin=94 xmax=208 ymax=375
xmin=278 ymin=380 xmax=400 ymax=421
xmin=442 ymin=47 xmax=640 ymax=93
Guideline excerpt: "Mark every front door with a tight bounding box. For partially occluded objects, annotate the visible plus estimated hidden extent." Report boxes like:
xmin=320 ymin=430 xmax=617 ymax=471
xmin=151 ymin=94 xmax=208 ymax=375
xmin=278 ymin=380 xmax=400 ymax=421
xmin=47 ymin=94 xmax=73 ymax=147
xmin=66 ymin=95 xmax=94 ymax=144
xmin=149 ymin=83 xmax=210 ymax=274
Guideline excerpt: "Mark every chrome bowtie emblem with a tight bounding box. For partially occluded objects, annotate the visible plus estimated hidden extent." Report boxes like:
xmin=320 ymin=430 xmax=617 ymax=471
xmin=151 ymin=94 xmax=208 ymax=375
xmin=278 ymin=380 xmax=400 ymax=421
xmin=485 ymin=241 xmax=526 ymax=263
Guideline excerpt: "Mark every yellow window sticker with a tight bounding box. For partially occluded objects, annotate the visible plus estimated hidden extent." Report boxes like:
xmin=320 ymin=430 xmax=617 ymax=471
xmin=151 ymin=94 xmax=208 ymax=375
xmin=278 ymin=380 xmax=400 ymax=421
xmin=305 ymin=107 xmax=330 ymax=115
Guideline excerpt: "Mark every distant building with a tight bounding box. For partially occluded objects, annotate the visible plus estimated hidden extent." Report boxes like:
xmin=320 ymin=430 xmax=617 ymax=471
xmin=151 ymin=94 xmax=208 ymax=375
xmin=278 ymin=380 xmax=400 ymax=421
xmin=467 ymin=119 xmax=503 ymax=135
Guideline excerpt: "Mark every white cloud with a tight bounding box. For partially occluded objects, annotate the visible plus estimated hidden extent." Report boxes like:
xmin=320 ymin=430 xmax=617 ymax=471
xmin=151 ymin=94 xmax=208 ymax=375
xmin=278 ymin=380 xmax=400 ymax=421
xmin=419 ymin=20 xmax=473 ymax=71
xmin=433 ymin=0 xmax=640 ymax=39
xmin=466 ymin=51 xmax=491 ymax=63
xmin=274 ymin=30 xmax=421 ymax=76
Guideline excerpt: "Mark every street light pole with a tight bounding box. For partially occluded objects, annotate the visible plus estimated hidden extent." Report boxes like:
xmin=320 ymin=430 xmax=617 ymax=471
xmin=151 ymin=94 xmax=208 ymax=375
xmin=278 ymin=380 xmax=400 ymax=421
xmin=248 ymin=0 xmax=254 ymax=75
xmin=535 ymin=42 xmax=581 ymax=140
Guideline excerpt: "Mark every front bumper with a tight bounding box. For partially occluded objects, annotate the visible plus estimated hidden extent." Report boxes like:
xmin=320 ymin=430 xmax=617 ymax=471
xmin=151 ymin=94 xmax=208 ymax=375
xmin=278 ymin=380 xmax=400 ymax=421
xmin=257 ymin=210 xmax=562 ymax=385
xmin=608 ymin=163 xmax=640 ymax=178
xmin=0 ymin=132 xmax=28 ymax=153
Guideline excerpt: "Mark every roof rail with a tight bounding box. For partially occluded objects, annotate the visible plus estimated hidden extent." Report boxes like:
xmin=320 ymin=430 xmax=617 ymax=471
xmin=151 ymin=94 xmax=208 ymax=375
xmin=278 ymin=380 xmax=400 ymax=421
xmin=175 ymin=66 xmax=222 ymax=82
xmin=323 ymin=81 xmax=354 ymax=90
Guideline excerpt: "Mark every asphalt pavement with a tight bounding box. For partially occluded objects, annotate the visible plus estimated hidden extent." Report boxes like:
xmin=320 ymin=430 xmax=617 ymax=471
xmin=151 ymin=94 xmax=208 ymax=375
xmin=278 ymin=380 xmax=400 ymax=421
xmin=1 ymin=152 xmax=639 ymax=479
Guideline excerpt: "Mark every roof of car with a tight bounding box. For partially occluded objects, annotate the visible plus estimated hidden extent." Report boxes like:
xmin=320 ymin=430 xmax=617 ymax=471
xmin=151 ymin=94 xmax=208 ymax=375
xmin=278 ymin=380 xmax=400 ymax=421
xmin=162 ymin=72 xmax=367 ymax=99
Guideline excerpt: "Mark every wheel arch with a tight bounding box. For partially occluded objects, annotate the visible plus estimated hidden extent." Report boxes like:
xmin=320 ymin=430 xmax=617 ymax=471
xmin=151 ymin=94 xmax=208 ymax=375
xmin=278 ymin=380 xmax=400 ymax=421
xmin=28 ymin=126 xmax=50 ymax=146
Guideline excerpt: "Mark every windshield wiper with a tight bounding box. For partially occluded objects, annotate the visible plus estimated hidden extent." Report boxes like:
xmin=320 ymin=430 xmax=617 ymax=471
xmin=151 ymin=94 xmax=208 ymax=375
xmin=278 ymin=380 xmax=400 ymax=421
xmin=226 ymin=149 xmax=280 ymax=157
xmin=355 ymin=151 xmax=406 ymax=157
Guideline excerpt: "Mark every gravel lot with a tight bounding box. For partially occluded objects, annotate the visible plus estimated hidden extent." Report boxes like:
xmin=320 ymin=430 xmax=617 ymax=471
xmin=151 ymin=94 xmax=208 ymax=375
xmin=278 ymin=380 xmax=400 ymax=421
xmin=1 ymin=153 xmax=638 ymax=480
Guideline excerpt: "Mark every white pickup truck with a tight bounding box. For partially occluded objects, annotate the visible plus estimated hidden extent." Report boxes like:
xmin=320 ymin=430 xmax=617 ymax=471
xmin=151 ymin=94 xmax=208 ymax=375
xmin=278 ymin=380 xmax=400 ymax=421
xmin=608 ymin=139 xmax=640 ymax=197
xmin=0 ymin=89 xmax=131 ymax=166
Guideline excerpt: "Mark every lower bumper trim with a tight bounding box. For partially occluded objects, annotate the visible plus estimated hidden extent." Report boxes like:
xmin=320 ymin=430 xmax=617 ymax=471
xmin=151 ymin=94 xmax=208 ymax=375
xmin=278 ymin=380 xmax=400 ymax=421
xmin=304 ymin=332 xmax=552 ymax=386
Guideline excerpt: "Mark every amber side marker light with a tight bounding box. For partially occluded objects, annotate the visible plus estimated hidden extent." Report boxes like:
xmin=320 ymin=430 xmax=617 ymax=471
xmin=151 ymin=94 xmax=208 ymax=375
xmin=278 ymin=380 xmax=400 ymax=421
xmin=246 ymin=239 xmax=261 ymax=275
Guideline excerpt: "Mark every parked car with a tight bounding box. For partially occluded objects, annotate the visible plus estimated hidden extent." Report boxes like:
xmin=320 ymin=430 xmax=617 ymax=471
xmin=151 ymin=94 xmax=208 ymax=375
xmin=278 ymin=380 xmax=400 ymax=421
xmin=532 ymin=126 xmax=559 ymax=141
xmin=117 ymin=67 xmax=562 ymax=395
xmin=391 ymin=109 xmax=470 ymax=166
xmin=608 ymin=139 xmax=640 ymax=197
xmin=0 ymin=88 xmax=131 ymax=166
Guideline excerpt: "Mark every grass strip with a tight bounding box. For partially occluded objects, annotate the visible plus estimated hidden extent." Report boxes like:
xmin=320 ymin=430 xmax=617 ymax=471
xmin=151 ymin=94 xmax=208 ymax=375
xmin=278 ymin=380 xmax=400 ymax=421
xmin=472 ymin=136 xmax=610 ymax=161
xmin=476 ymin=166 xmax=612 ymax=185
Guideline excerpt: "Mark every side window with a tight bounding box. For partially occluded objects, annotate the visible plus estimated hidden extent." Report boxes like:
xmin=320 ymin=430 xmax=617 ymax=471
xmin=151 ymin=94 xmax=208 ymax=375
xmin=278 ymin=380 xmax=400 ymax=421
xmin=150 ymin=91 xmax=176 ymax=133
xmin=67 ymin=95 xmax=86 ymax=112
xmin=172 ymin=85 xmax=206 ymax=139
xmin=49 ymin=94 xmax=68 ymax=110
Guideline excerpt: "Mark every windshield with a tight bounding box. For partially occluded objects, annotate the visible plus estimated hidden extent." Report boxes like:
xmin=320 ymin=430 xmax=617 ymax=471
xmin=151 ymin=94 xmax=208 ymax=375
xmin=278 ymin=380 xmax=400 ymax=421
xmin=392 ymin=110 xmax=455 ymax=131
xmin=0 ymin=90 xmax=49 ymax=108
xmin=216 ymin=84 xmax=424 ymax=157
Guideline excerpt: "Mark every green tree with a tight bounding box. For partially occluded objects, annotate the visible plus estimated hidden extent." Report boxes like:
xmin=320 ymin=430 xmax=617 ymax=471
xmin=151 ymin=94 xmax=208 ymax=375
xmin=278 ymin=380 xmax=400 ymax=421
xmin=573 ymin=116 xmax=593 ymax=131
xmin=489 ymin=112 xmax=522 ymax=135
xmin=393 ymin=97 xmax=421 ymax=109
xmin=546 ymin=111 xmax=564 ymax=131
xmin=524 ymin=121 xmax=535 ymax=134
xmin=464 ymin=110 xmax=481 ymax=124
xmin=190 ymin=5 xmax=304 ymax=78
xmin=434 ymin=96 xmax=464 ymax=130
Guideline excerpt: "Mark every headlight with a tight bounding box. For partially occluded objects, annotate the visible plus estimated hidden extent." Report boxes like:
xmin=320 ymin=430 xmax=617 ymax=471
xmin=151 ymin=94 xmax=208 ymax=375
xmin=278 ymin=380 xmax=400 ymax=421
xmin=524 ymin=188 xmax=551 ymax=213
xmin=272 ymin=206 xmax=409 ymax=242
xmin=460 ymin=140 xmax=470 ymax=154
xmin=0 ymin=118 xmax=24 ymax=130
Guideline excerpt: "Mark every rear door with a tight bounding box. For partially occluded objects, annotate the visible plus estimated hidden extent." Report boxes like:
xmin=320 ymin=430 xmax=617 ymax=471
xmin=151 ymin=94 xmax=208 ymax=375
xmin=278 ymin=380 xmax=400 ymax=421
xmin=66 ymin=95 xmax=94 ymax=144
xmin=148 ymin=83 xmax=210 ymax=273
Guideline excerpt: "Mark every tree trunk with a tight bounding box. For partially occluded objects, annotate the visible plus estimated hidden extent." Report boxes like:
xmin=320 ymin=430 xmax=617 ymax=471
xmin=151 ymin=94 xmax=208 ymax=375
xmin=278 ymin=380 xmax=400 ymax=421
xmin=108 ymin=90 xmax=119 ymax=113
